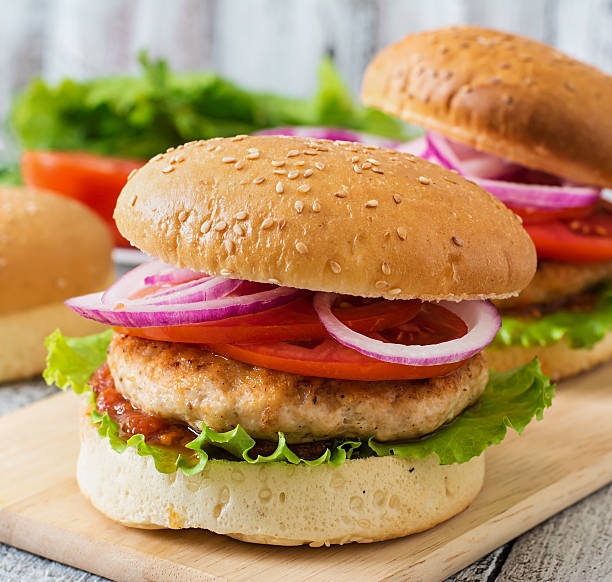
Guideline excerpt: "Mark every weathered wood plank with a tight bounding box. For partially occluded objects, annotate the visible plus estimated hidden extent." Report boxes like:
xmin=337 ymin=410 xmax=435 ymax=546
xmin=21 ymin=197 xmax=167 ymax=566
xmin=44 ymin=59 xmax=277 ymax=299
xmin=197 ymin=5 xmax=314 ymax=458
xmin=496 ymin=483 xmax=612 ymax=582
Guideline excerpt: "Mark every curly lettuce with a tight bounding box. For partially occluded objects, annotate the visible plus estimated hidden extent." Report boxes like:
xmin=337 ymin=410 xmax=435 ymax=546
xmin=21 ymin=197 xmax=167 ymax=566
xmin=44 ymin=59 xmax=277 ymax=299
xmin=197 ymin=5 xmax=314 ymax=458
xmin=44 ymin=329 xmax=554 ymax=473
xmin=493 ymin=281 xmax=612 ymax=350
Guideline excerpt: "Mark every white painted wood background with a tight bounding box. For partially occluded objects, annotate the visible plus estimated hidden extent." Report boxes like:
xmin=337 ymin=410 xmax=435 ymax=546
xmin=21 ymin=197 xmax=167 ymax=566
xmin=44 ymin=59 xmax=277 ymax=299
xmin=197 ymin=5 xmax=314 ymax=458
xmin=1 ymin=0 xmax=612 ymax=138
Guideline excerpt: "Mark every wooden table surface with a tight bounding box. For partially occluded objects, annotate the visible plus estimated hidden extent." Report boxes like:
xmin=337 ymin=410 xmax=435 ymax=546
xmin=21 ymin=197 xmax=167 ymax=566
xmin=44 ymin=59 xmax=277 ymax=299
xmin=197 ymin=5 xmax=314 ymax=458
xmin=1 ymin=380 xmax=610 ymax=581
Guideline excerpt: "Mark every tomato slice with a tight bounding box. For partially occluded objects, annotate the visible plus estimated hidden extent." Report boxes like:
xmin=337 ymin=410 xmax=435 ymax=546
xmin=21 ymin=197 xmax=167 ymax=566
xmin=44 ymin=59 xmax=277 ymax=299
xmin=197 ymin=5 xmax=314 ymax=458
xmin=509 ymin=204 xmax=597 ymax=224
xmin=525 ymin=212 xmax=612 ymax=262
xmin=21 ymin=150 xmax=144 ymax=247
xmin=207 ymin=303 xmax=469 ymax=381
xmin=115 ymin=296 xmax=421 ymax=344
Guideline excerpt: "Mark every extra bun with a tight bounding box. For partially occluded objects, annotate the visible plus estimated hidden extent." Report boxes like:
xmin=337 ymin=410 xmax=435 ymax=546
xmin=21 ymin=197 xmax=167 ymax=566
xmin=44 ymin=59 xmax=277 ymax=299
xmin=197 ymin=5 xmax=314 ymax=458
xmin=0 ymin=186 xmax=114 ymax=382
xmin=77 ymin=409 xmax=484 ymax=545
xmin=116 ymin=135 xmax=535 ymax=301
xmin=362 ymin=26 xmax=612 ymax=188
xmin=486 ymin=330 xmax=612 ymax=381
xmin=0 ymin=186 xmax=114 ymax=315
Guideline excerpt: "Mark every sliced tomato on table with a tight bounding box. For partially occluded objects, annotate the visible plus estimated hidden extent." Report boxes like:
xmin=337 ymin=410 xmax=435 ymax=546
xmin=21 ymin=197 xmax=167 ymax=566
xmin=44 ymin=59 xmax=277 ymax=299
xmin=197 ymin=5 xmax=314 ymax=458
xmin=525 ymin=212 xmax=612 ymax=262
xmin=21 ymin=150 xmax=145 ymax=246
xmin=206 ymin=303 xmax=469 ymax=381
xmin=115 ymin=296 xmax=422 ymax=344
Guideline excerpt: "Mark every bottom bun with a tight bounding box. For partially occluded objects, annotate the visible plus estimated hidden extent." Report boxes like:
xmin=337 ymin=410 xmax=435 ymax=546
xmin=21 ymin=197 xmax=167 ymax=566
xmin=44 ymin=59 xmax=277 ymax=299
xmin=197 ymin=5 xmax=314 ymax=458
xmin=77 ymin=407 xmax=485 ymax=546
xmin=0 ymin=286 xmax=113 ymax=383
xmin=486 ymin=330 xmax=612 ymax=381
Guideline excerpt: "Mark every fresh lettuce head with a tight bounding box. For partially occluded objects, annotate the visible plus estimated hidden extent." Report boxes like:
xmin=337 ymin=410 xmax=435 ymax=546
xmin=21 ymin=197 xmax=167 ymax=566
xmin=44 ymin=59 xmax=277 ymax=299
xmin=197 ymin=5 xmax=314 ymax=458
xmin=45 ymin=330 xmax=554 ymax=475
xmin=494 ymin=281 xmax=612 ymax=350
xmin=11 ymin=54 xmax=413 ymax=161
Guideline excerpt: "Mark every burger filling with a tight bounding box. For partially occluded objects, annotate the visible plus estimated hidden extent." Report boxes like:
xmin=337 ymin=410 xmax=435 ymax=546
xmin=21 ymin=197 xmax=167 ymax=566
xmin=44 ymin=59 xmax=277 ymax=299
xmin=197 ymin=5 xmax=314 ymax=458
xmin=45 ymin=261 xmax=554 ymax=474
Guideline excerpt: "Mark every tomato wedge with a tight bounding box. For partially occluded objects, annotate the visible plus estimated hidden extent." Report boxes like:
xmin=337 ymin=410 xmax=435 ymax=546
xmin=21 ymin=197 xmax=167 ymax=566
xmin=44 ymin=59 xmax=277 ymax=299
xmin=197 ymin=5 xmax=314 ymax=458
xmin=525 ymin=213 xmax=612 ymax=262
xmin=207 ymin=303 xmax=469 ymax=381
xmin=21 ymin=150 xmax=144 ymax=247
xmin=115 ymin=296 xmax=421 ymax=344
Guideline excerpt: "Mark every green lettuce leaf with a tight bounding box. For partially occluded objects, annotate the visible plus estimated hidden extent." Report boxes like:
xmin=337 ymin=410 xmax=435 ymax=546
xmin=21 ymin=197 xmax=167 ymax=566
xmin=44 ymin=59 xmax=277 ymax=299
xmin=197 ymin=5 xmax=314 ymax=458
xmin=493 ymin=281 xmax=612 ymax=350
xmin=44 ymin=330 xmax=554 ymax=473
xmin=10 ymin=53 xmax=411 ymax=162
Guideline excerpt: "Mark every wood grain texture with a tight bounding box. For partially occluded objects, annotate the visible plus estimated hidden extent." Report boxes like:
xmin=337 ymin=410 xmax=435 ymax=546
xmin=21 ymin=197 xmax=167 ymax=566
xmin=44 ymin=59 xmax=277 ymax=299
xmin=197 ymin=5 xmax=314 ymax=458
xmin=0 ymin=362 xmax=611 ymax=582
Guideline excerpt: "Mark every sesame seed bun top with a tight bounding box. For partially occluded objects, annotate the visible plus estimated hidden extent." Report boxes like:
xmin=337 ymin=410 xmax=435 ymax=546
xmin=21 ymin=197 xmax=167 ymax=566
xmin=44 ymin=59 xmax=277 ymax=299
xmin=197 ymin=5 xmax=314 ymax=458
xmin=0 ymin=186 xmax=114 ymax=314
xmin=115 ymin=135 xmax=536 ymax=301
xmin=362 ymin=26 xmax=612 ymax=188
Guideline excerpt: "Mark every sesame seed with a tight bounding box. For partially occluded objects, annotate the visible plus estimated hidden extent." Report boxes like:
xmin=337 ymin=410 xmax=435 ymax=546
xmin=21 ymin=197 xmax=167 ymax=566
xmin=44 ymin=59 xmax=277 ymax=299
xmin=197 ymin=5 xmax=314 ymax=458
xmin=273 ymin=169 xmax=287 ymax=175
xmin=371 ymin=167 xmax=384 ymax=174
xmin=233 ymin=223 xmax=245 ymax=236
xmin=253 ymin=177 xmax=265 ymax=184
xmin=315 ymin=162 xmax=325 ymax=171
xmin=375 ymin=280 xmax=389 ymax=289
xmin=214 ymin=221 xmax=228 ymax=232
xmin=295 ymin=160 xmax=305 ymax=167
xmin=362 ymin=162 xmax=372 ymax=170
xmin=367 ymin=158 xmax=380 ymax=166
xmin=353 ymin=164 xmax=363 ymax=174
xmin=224 ymin=240 xmax=235 ymax=254
xmin=161 ymin=166 xmax=174 ymax=174
xmin=166 ymin=147 xmax=175 ymax=153
xmin=127 ymin=169 xmax=138 ymax=181
xmin=294 ymin=200 xmax=304 ymax=213
xmin=303 ymin=149 xmax=317 ymax=156
xmin=382 ymin=262 xmax=391 ymax=276
xmin=261 ymin=217 xmax=275 ymax=230
xmin=176 ymin=144 xmax=184 ymax=150
xmin=222 ymin=157 xmax=237 ymax=163
xmin=303 ymin=169 xmax=314 ymax=178
xmin=130 ymin=194 xmax=138 ymax=206
xmin=151 ymin=154 xmax=164 ymax=162
xmin=452 ymin=236 xmax=464 ymax=247
xmin=351 ymin=156 xmax=360 ymax=163
xmin=201 ymin=220 xmax=212 ymax=234
xmin=418 ymin=176 xmax=432 ymax=185
xmin=287 ymin=150 xmax=299 ymax=158
xmin=335 ymin=191 xmax=346 ymax=198
xmin=234 ymin=159 xmax=245 ymax=170
xmin=276 ymin=182 xmax=284 ymax=194
xmin=297 ymin=184 xmax=311 ymax=193
xmin=231 ymin=135 xmax=246 ymax=142
xmin=363 ymin=145 xmax=377 ymax=150
xmin=239 ymin=179 xmax=249 ymax=185
xmin=206 ymin=144 xmax=216 ymax=151
xmin=271 ymin=160 xmax=285 ymax=167
xmin=288 ymin=170 xmax=299 ymax=180
xmin=365 ymin=200 xmax=379 ymax=208
xmin=234 ymin=211 xmax=248 ymax=220
xmin=389 ymin=288 xmax=402 ymax=296
xmin=178 ymin=211 xmax=188 ymax=222
xmin=220 ymin=269 xmax=233 ymax=277
xmin=312 ymin=200 xmax=321 ymax=212
xmin=246 ymin=151 xmax=260 ymax=160
xmin=174 ymin=155 xmax=185 ymax=163
xmin=329 ymin=261 xmax=342 ymax=274
xmin=268 ymin=278 xmax=281 ymax=285
xmin=296 ymin=241 xmax=308 ymax=254
xmin=393 ymin=194 xmax=402 ymax=204
xmin=397 ymin=227 xmax=407 ymax=240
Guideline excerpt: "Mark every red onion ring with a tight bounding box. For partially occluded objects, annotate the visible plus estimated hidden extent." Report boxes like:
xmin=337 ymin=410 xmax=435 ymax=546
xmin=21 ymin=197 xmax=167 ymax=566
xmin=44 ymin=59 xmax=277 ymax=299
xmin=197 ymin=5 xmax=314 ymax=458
xmin=144 ymin=267 xmax=202 ymax=286
xmin=66 ymin=285 xmax=303 ymax=327
xmin=101 ymin=260 xmax=171 ymax=305
xmin=313 ymin=293 xmax=501 ymax=366
xmin=130 ymin=277 xmax=241 ymax=306
xmin=423 ymin=132 xmax=600 ymax=210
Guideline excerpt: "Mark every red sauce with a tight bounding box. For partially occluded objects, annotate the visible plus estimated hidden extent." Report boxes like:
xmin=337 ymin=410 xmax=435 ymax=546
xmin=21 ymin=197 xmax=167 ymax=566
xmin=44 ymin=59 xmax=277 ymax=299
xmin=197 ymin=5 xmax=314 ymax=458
xmin=90 ymin=363 xmax=197 ymax=449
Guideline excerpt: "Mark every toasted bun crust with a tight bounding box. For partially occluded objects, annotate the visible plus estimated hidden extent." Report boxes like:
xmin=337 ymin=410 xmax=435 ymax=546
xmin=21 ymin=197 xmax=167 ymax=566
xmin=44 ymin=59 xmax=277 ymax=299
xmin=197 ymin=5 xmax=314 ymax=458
xmin=77 ymin=408 xmax=484 ymax=545
xmin=115 ymin=135 xmax=535 ymax=301
xmin=362 ymin=26 xmax=612 ymax=188
xmin=0 ymin=187 xmax=114 ymax=315
xmin=0 ymin=282 xmax=112 ymax=383
xmin=486 ymin=330 xmax=612 ymax=381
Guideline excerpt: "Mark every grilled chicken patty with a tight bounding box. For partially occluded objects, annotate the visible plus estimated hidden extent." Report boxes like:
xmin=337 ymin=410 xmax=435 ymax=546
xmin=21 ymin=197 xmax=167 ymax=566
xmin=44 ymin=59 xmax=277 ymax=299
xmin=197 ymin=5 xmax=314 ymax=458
xmin=494 ymin=260 xmax=612 ymax=310
xmin=107 ymin=333 xmax=488 ymax=443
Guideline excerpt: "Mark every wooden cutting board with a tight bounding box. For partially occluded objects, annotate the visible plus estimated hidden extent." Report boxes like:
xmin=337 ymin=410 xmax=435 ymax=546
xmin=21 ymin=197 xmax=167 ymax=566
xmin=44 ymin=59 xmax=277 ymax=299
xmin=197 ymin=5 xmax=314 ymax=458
xmin=1 ymin=363 xmax=612 ymax=582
